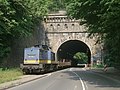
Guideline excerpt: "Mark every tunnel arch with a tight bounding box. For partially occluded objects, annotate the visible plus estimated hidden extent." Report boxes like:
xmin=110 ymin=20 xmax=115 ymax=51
xmin=57 ymin=40 xmax=91 ymax=66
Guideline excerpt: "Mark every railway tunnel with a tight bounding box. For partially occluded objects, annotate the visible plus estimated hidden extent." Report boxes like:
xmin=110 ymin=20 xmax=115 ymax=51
xmin=57 ymin=40 xmax=91 ymax=66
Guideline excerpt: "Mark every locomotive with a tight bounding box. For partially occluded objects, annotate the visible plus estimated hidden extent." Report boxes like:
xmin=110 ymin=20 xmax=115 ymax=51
xmin=20 ymin=45 xmax=71 ymax=74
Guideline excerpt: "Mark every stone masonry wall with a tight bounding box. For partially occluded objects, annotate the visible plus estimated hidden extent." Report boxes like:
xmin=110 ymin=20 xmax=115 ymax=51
xmin=44 ymin=11 xmax=103 ymax=64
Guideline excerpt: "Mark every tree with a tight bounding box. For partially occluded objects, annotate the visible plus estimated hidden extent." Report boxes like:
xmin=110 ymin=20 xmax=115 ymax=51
xmin=48 ymin=0 xmax=66 ymax=12
xmin=0 ymin=0 xmax=52 ymax=62
xmin=65 ymin=0 xmax=120 ymax=67
xmin=73 ymin=52 xmax=88 ymax=64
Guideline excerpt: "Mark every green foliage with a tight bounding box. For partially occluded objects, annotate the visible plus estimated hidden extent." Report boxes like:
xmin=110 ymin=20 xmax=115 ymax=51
xmin=93 ymin=64 xmax=104 ymax=68
xmin=23 ymin=0 xmax=51 ymax=17
xmin=65 ymin=0 xmax=120 ymax=66
xmin=0 ymin=68 xmax=22 ymax=84
xmin=48 ymin=0 xmax=67 ymax=12
xmin=0 ymin=0 xmax=51 ymax=62
xmin=73 ymin=52 xmax=88 ymax=64
xmin=0 ymin=46 xmax=10 ymax=63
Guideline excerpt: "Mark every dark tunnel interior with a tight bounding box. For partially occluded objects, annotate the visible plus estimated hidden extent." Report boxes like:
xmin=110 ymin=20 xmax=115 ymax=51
xmin=57 ymin=40 xmax=91 ymax=66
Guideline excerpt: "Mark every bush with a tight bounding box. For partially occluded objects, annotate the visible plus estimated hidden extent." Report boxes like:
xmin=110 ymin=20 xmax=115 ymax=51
xmin=93 ymin=64 xmax=104 ymax=68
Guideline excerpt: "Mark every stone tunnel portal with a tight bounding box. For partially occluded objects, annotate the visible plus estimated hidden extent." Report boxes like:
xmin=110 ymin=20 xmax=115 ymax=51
xmin=57 ymin=40 xmax=91 ymax=66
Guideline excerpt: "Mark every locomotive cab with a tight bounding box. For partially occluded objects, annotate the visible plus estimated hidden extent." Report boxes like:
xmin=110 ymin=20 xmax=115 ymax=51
xmin=20 ymin=45 xmax=58 ymax=74
xmin=24 ymin=47 xmax=40 ymax=64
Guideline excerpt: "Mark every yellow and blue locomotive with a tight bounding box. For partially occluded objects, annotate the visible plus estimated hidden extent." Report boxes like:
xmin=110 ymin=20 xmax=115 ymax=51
xmin=20 ymin=45 xmax=58 ymax=74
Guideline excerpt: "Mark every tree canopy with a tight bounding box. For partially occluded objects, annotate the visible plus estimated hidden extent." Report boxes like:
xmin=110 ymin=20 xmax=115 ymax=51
xmin=0 ymin=0 xmax=52 ymax=61
xmin=65 ymin=0 xmax=120 ymax=66
xmin=1 ymin=0 xmax=120 ymax=67
xmin=73 ymin=52 xmax=88 ymax=64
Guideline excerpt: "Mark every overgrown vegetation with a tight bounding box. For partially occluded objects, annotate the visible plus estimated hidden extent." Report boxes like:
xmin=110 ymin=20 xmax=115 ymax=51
xmin=0 ymin=68 xmax=22 ymax=84
xmin=93 ymin=64 xmax=104 ymax=68
xmin=1 ymin=0 xmax=120 ymax=68
xmin=48 ymin=0 xmax=66 ymax=12
xmin=0 ymin=0 xmax=52 ymax=64
xmin=65 ymin=0 xmax=120 ymax=67
xmin=73 ymin=52 xmax=88 ymax=64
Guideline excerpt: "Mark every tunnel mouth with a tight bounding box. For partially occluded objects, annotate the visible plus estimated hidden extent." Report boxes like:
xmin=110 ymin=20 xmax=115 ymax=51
xmin=57 ymin=40 xmax=91 ymax=66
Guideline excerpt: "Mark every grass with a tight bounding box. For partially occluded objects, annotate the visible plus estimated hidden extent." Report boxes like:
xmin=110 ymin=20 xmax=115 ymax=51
xmin=0 ymin=68 xmax=23 ymax=84
xmin=92 ymin=64 xmax=104 ymax=68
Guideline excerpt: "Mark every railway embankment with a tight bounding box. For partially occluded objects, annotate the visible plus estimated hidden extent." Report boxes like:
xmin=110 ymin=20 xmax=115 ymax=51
xmin=0 ymin=68 xmax=22 ymax=84
xmin=0 ymin=72 xmax=47 ymax=90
